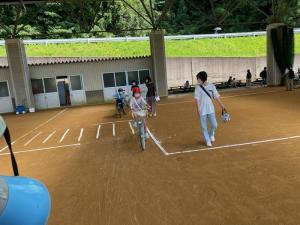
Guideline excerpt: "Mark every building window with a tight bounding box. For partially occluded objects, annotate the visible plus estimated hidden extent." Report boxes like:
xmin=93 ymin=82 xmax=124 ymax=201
xmin=115 ymin=72 xmax=127 ymax=86
xmin=128 ymin=71 xmax=139 ymax=85
xmin=103 ymin=73 xmax=115 ymax=88
xmin=44 ymin=78 xmax=57 ymax=93
xmin=0 ymin=82 xmax=9 ymax=97
xmin=139 ymin=70 xmax=150 ymax=84
xmin=70 ymin=75 xmax=83 ymax=90
xmin=31 ymin=79 xmax=44 ymax=94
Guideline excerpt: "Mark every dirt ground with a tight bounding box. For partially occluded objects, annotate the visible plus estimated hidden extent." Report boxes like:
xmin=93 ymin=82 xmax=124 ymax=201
xmin=1 ymin=87 xmax=300 ymax=225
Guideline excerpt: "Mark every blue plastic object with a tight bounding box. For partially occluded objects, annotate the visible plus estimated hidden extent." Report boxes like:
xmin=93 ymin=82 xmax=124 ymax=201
xmin=16 ymin=106 xmax=26 ymax=114
xmin=0 ymin=176 xmax=51 ymax=225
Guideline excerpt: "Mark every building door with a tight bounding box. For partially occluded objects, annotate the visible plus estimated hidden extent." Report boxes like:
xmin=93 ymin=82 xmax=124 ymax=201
xmin=31 ymin=78 xmax=60 ymax=110
xmin=32 ymin=78 xmax=46 ymax=109
xmin=57 ymin=77 xmax=71 ymax=106
xmin=0 ymin=81 xmax=13 ymax=113
xmin=69 ymin=75 xmax=86 ymax=105
xmin=43 ymin=78 xmax=60 ymax=108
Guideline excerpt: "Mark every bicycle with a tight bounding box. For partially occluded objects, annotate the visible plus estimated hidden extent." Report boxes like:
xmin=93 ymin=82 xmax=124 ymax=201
xmin=131 ymin=108 xmax=149 ymax=151
xmin=116 ymin=100 xmax=125 ymax=118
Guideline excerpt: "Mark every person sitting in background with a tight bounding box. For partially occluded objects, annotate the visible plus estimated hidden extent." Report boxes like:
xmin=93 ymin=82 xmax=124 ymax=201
xmin=232 ymin=78 xmax=238 ymax=88
xmin=184 ymin=80 xmax=191 ymax=89
xmin=246 ymin=69 xmax=252 ymax=88
xmin=227 ymin=76 xmax=233 ymax=87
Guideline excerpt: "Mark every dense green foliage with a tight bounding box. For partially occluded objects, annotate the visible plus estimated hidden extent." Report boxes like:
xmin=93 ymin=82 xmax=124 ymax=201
xmin=0 ymin=34 xmax=299 ymax=57
xmin=0 ymin=0 xmax=299 ymax=38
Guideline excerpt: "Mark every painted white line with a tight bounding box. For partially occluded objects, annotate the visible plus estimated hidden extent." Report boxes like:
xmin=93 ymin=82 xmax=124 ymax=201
xmin=167 ymin=135 xmax=300 ymax=156
xmin=93 ymin=119 xmax=133 ymax=126
xmin=59 ymin=129 xmax=70 ymax=143
xmin=146 ymin=128 xmax=168 ymax=156
xmin=0 ymin=109 xmax=67 ymax=152
xmin=129 ymin=121 xmax=135 ymax=135
xmin=33 ymin=108 xmax=68 ymax=131
xmin=159 ymin=90 xmax=281 ymax=106
xmin=78 ymin=128 xmax=84 ymax=142
xmin=0 ymin=143 xmax=80 ymax=156
xmin=113 ymin=123 xmax=116 ymax=137
xmin=0 ymin=141 xmax=15 ymax=153
xmin=42 ymin=130 xmax=56 ymax=144
xmin=24 ymin=132 xmax=42 ymax=147
xmin=96 ymin=125 xmax=101 ymax=139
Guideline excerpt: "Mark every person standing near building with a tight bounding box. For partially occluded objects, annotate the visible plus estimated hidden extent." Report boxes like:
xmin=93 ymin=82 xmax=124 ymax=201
xmin=145 ymin=76 xmax=157 ymax=117
xmin=285 ymin=66 xmax=295 ymax=91
xmin=246 ymin=69 xmax=252 ymax=88
xmin=260 ymin=67 xmax=267 ymax=87
xmin=194 ymin=71 xmax=227 ymax=147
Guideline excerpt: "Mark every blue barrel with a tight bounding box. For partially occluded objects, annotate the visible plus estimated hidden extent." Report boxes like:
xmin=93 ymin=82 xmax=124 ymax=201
xmin=0 ymin=176 xmax=51 ymax=225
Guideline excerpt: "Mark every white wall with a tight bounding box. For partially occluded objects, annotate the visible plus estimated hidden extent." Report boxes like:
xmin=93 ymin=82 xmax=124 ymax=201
xmin=29 ymin=58 xmax=152 ymax=91
xmin=166 ymin=55 xmax=300 ymax=87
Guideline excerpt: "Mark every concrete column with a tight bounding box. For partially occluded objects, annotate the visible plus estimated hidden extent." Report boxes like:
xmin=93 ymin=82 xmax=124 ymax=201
xmin=5 ymin=39 xmax=34 ymax=109
xmin=267 ymin=23 xmax=286 ymax=86
xmin=150 ymin=29 xmax=168 ymax=97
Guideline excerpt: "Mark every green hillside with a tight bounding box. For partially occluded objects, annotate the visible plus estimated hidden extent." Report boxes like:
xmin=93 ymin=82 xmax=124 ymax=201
xmin=0 ymin=34 xmax=299 ymax=57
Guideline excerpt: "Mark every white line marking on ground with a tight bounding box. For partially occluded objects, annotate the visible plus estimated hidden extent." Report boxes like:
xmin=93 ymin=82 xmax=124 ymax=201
xmin=0 ymin=109 xmax=68 ymax=152
xmin=59 ymin=129 xmax=70 ymax=143
xmin=167 ymin=135 xmax=300 ymax=156
xmin=129 ymin=121 xmax=135 ymax=135
xmin=96 ymin=125 xmax=101 ymax=139
xmin=0 ymin=143 xmax=80 ymax=156
xmin=78 ymin=128 xmax=84 ymax=142
xmin=113 ymin=123 xmax=116 ymax=137
xmin=159 ymin=90 xmax=281 ymax=106
xmin=33 ymin=108 xmax=68 ymax=131
xmin=146 ymin=128 xmax=168 ymax=156
xmin=0 ymin=141 xmax=15 ymax=153
xmin=42 ymin=130 xmax=56 ymax=144
xmin=24 ymin=132 xmax=42 ymax=147
xmin=93 ymin=119 xmax=133 ymax=126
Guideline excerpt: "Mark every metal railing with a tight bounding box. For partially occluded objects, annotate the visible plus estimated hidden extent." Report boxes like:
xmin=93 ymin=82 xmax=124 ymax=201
xmin=0 ymin=28 xmax=299 ymax=45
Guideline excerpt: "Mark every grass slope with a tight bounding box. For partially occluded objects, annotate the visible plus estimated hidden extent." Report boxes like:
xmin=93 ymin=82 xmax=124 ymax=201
xmin=0 ymin=34 xmax=299 ymax=57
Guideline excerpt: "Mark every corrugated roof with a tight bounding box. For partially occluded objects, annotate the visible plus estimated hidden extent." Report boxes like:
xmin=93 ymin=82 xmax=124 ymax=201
xmin=0 ymin=56 xmax=150 ymax=68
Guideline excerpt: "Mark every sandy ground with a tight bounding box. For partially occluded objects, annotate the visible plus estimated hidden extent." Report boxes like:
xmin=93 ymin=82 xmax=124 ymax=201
xmin=1 ymin=87 xmax=300 ymax=225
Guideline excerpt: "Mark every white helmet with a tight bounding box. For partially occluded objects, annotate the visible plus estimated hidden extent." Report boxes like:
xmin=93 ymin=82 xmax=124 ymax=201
xmin=221 ymin=109 xmax=231 ymax=123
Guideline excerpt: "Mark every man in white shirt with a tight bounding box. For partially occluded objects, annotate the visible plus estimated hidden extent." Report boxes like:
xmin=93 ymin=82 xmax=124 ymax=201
xmin=194 ymin=71 xmax=226 ymax=147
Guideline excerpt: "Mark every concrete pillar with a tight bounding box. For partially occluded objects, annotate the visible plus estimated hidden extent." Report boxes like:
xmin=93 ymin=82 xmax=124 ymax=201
xmin=5 ymin=39 xmax=34 ymax=109
xmin=150 ymin=29 xmax=168 ymax=97
xmin=267 ymin=23 xmax=286 ymax=86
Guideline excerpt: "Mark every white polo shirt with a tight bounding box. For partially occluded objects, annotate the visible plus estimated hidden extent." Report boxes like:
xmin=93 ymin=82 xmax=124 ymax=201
xmin=194 ymin=83 xmax=220 ymax=115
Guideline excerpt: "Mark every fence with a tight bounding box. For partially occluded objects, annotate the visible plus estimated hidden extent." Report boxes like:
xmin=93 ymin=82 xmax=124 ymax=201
xmin=0 ymin=28 xmax=299 ymax=45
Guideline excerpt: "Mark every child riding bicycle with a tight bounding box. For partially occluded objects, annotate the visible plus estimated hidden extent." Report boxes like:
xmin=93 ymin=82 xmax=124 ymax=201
xmin=114 ymin=88 xmax=126 ymax=116
xmin=130 ymin=87 xmax=150 ymax=139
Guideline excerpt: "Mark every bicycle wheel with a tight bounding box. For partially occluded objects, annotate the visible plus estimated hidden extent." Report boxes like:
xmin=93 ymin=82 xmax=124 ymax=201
xmin=139 ymin=124 xmax=146 ymax=151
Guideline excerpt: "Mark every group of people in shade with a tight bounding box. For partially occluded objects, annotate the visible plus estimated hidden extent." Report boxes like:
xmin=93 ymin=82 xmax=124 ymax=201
xmin=245 ymin=66 xmax=299 ymax=91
